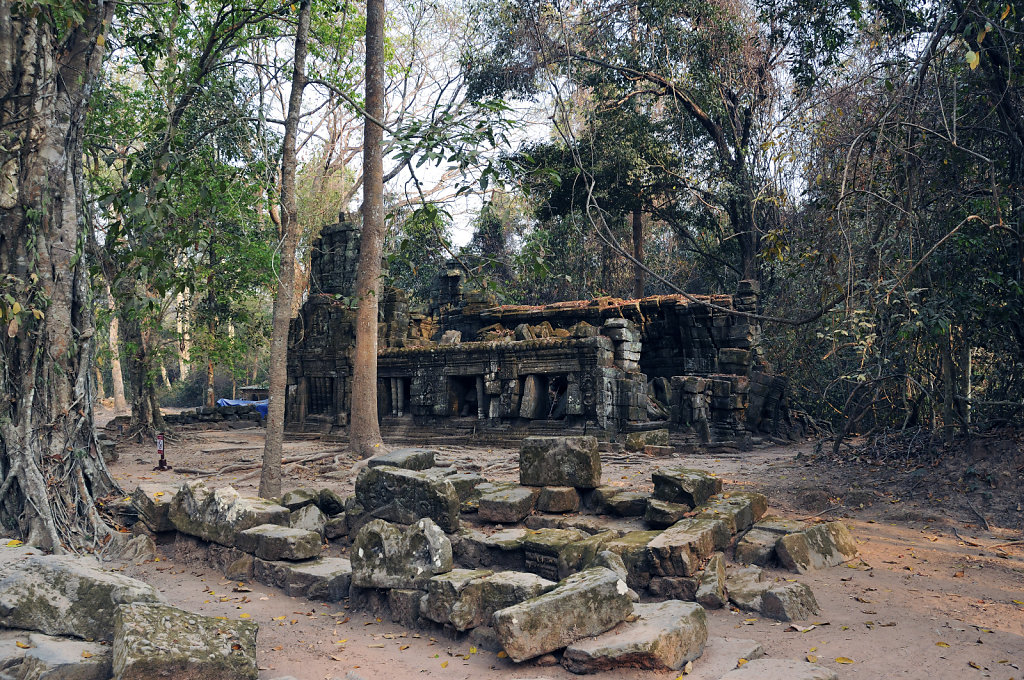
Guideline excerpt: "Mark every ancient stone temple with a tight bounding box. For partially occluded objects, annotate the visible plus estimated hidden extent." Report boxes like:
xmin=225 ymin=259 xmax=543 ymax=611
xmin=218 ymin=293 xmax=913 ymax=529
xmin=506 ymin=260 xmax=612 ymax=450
xmin=285 ymin=214 xmax=793 ymax=442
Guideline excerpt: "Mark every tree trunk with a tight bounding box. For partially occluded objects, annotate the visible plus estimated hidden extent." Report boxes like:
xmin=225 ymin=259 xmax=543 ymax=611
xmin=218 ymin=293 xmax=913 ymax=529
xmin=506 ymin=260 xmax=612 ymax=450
xmin=259 ymin=0 xmax=311 ymax=498
xmin=349 ymin=0 xmax=388 ymax=459
xmin=107 ymin=301 xmax=128 ymax=412
xmin=631 ymin=208 xmax=644 ymax=298
xmin=94 ymin=366 xmax=106 ymax=400
xmin=0 ymin=1 xmax=119 ymax=550
xmin=176 ymin=292 xmax=190 ymax=380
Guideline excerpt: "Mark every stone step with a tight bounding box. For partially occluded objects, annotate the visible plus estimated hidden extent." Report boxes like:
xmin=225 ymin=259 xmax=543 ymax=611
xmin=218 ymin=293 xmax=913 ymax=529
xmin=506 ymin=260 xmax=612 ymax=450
xmin=253 ymin=556 xmax=352 ymax=601
xmin=235 ymin=524 xmax=322 ymax=561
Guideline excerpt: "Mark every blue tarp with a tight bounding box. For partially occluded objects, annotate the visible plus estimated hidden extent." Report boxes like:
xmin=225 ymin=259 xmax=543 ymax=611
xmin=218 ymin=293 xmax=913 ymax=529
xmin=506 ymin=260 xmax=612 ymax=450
xmin=216 ymin=398 xmax=268 ymax=417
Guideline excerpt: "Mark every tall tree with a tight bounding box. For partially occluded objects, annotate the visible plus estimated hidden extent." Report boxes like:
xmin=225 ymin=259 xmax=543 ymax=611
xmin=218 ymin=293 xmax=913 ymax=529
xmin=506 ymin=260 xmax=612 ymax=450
xmin=349 ymin=0 xmax=388 ymax=459
xmin=0 ymin=0 xmax=119 ymax=549
xmin=260 ymin=0 xmax=312 ymax=498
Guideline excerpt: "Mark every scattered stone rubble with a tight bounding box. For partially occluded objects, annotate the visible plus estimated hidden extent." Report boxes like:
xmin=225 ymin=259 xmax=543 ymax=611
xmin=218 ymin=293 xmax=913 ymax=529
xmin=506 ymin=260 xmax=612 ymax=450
xmin=112 ymin=436 xmax=860 ymax=678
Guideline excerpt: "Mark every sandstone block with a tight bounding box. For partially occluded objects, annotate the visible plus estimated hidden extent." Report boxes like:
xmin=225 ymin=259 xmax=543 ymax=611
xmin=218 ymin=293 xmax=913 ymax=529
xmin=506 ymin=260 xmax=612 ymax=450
xmin=725 ymin=566 xmax=769 ymax=612
xmin=694 ymin=492 xmax=768 ymax=535
xmin=420 ymin=569 xmax=494 ymax=625
xmin=604 ymin=491 xmax=650 ymax=517
xmin=254 ymin=557 xmax=352 ymax=601
xmin=646 ymin=519 xmax=728 ymax=577
xmin=290 ymin=504 xmax=327 ymax=536
xmin=536 ymin=486 xmax=580 ymax=513
xmin=169 ymin=481 xmax=289 ymax=548
xmin=652 ymin=469 xmax=722 ymax=507
xmin=760 ymin=582 xmax=819 ymax=621
xmin=281 ymin=488 xmax=318 ymax=511
xmin=776 ymin=521 xmax=858 ymax=573
xmin=113 ymin=603 xmax=257 ymax=680
xmin=235 ymin=524 xmax=321 ymax=561
xmin=0 ymin=631 xmax=111 ymax=680
xmin=355 ymin=465 xmax=460 ymax=532
xmin=478 ymin=486 xmax=538 ymax=524
xmin=644 ymin=498 xmax=691 ymax=528
xmin=562 ymin=600 xmax=707 ymax=673
xmin=317 ymin=488 xmax=346 ymax=515
xmin=449 ymin=571 xmax=556 ymax=631
xmin=492 ymin=567 xmax=633 ymax=662
xmin=696 ymin=552 xmax=727 ymax=609
xmin=130 ymin=483 xmax=176 ymax=532
xmin=367 ymin=447 xmax=436 ymax=471
xmin=624 ymin=429 xmax=669 ymax=452
xmin=351 ymin=518 xmax=452 ymax=589
xmin=519 ymin=436 xmax=601 ymax=488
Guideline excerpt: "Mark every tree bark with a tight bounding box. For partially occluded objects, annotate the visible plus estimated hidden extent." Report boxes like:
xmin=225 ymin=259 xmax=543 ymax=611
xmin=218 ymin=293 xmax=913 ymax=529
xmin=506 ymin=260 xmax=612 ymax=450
xmin=260 ymin=0 xmax=311 ymax=498
xmin=107 ymin=292 xmax=128 ymax=412
xmin=175 ymin=292 xmax=190 ymax=380
xmin=349 ymin=0 xmax=388 ymax=459
xmin=0 ymin=0 xmax=119 ymax=550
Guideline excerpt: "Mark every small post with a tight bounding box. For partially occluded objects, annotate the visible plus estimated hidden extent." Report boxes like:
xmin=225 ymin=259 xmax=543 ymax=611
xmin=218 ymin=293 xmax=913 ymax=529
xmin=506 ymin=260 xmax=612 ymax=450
xmin=154 ymin=433 xmax=172 ymax=471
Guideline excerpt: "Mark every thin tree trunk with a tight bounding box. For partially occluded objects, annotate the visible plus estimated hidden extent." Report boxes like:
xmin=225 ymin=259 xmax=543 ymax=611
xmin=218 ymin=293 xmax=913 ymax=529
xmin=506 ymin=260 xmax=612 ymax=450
xmin=176 ymin=292 xmax=190 ymax=380
xmin=941 ymin=325 xmax=955 ymax=441
xmin=0 ymin=0 xmax=119 ymax=550
xmin=161 ymin=362 xmax=171 ymax=389
xmin=106 ymin=286 xmax=128 ymax=412
xmin=260 ymin=0 xmax=312 ymax=498
xmin=631 ymin=208 xmax=644 ymax=298
xmin=349 ymin=0 xmax=388 ymax=459
xmin=95 ymin=367 xmax=106 ymax=400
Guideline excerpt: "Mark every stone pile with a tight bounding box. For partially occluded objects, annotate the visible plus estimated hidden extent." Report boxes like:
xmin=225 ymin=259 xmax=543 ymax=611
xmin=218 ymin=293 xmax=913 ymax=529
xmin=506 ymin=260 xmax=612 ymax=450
xmin=0 ymin=548 xmax=259 ymax=680
xmin=120 ymin=436 xmax=857 ymax=678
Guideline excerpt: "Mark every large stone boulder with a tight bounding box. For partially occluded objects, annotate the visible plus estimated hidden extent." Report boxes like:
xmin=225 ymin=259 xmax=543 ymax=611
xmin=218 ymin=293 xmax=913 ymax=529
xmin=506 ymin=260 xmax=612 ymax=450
xmin=725 ymin=566 xmax=769 ymax=612
xmin=351 ymin=519 xmax=452 ymax=589
xmin=492 ymin=567 xmax=633 ymax=662
xmin=561 ymin=600 xmax=707 ymax=673
xmin=235 ymin=524 xmax=322 ymax=561
xmin=0 ymin=630 xmax=111 ymax=680
xmin=760 ymin=582 xmax=820 ymax=621
xmin=693 ymin=492 xmax=768 ymax=535
xmin=536 ymin=486 xmax=580 ymax=513
xmin=519 ymin=436 xmax=601 ymax=489
xmin=355 ymin=465 xmax=460 ymax=532
xmin=521 ymin=528 xmax=590 ymax=581
xmin=130 ymin=483 xmax=176 ymax=532
xmin=623 ymin=429 xmax=670 ymax=452
xmin=289 ymin=504 xmax=327 ymax=537
xmin=651 ymin=468 xmax=722 ymax=507
xmin=280 ymin=488 xmax=318 ymax=512
xmin=776 ymin=521 xmax=858 ymax=573
xmin=419 ymin=569 xmax=494 ymax=625
xmin=734 ymin=516 xmax=808 ymax=566
xmin=0 ymin=555 xmax=162 ymax=641
xmin=644 ymin=498 xmax=691 ymax=528
xmin=169 ymin=481 xmax=289 ymax=548
xmin=367 ymin=448 xmax=436 ymax=470
xmin=113 ymin=603 xmax=258 ymax=680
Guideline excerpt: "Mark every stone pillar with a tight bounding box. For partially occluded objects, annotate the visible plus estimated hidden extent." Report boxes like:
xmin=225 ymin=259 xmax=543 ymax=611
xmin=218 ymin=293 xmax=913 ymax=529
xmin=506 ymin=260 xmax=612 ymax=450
xmin=476 ymin=376 xmax=486 ymax=419
xmin=390 ymin=378 xmax=399 ymax=416
xmin=396 ymin=378 xmax=405 ymax=417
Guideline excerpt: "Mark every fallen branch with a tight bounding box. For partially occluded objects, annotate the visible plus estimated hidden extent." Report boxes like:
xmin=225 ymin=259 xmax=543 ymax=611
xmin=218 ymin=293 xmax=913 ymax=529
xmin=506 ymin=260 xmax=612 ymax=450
xmin=799 ymin=505 xmax=845 ymax=521
xmin=965 ymin=497 xmax=992 ymax=532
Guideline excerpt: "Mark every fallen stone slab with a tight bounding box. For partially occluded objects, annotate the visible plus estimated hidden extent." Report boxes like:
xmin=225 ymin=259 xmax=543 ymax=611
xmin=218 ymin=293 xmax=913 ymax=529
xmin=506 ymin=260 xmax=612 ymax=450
xmin=725 ymin=566 xmax=769 ymax=612
xmin=236 ymin=524 xmax=322 ymax=561
xmin=445 ymin=472 xmax=487 ymax=502
xmin=452 ymin=527 xmax=528 ymax=571
xmin=603 ymin=531 xmax=661 ymax=589
xmin=536 ymin=486 xmax=580 ymax=513
xmin=355 ymin=465 xmax=460 ymax=532
xmin=478 ymin=486 xmax=538 ymax=524
xmin=0 ymin=555 xmax=162 ymax=641
xmin=420 ymin=569 xmax=494 ymax=625
xmin=734 ymin=516 xmax=808 ymax=565
xmin=169 ymin=481 xmax=289 ymax=547
xmin=776 ymin=521 xmax=858 ymax=573
xmin=351 ymin=518 xmax=452 ymax=589
xmin=652 ymin=469 xmax=722 ymax=507
xmin=647 ymin=518 xmax=728 ymax=577
xmin=561 ymin=600 xmax=707 ymax=673
xmin=760 ymin=582 xmax=819 ymax=621
xmin=130 ymin=483 xmax=176 ymax=532
xmin=694 ymin=492 xmax=768 ymax=535
xmin=696 ymin=552 xmax=727 ymax=608
xmin=519 ymin=436 xmax=601 ymax=488
xmin=604 ymin=491 xmax=650 ymax=517
xmin=290 ymin=504 xmax=327 ymax=537
xmin=648 ymin=576 xmax=698 ymax=601
xmin=449 ymin=571 xmax=557 ymax=631
xmin=324 ymin=515 xmax=348 ymax=540
xmin=367 ymin=447 xmax=436 ymax=471
xmin=113 ymin=603 xmax=258 ymax=680
xmin=556 ymin=532 xmax=616 ymax=579
xmin=644 ymin=498 xmax=690 ymax=528
xmin=718 ymin=658 xmax=838 ymax=680
xmin=317 ymin=488 xmax=346 ymax=515
xmin=254 ymin=557 xmax=352 ymax=601
xmin=281 ymin=488 xmax=318 ymax=511
xmin=0 ymin=630 xmax=111 ymax=680
xmin=492 ymin=567 xmax=633 ymax=662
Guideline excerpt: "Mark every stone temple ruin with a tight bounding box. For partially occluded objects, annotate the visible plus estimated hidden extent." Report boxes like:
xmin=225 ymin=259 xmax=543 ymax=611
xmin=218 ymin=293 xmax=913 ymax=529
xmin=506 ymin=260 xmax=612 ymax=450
xmin=111 ymin=435 xmax=856 ymax=679
xmin=285 ymin=215 xmax=796 ymax=444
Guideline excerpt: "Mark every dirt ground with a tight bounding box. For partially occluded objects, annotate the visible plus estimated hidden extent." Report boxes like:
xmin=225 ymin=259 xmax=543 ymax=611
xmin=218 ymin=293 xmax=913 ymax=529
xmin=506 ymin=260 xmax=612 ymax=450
xmin=99 ymin=407 xmax=1024 ymax=680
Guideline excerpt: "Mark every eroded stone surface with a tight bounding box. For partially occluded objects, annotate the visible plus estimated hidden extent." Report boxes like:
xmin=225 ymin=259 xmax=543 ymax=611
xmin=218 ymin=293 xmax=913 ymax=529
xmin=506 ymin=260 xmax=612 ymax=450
xmin=367 ymin=448 xmax=436 ymax=471
xmin=130 ymin=483 xmax=176 ymax=532
xmin=113 ymin=603 xmax=257 ymax=680
xmin=725 ymin=566 xmax=769 ymax=612
xmin=0 ymin=555 xmax=162 ymax=641
xmin=776 ymin=522 xmax=857 ymax=573
xmin=693 ymin=492 xmax=768 ymax=534
xmin=169 ymin=481 xmax=289 ymax=548
xmin=355 ymin=466 xmax=460 ymax=532
xmin=452 ymin=527 xmax=528 ymax=571
xmin=492 ymin=567 xmax=633 ymax=662
xmin=561 ymin=600 xmax=707 ymax=673
xmin=696 ymin=552 xmax=727 ymax=608
xmin=235 ymin=524 xmax=322 ymax=561
xmin=536 ymin=487 xmax=580 ymax=513
xmin=478 ymin=486 xmax=538 ymax=524
xmin=647 ymin=519 xmax=728 ymax=577
xmin=281 ymin=488 xmax=318 ymax=511
xmin=420 ymin=569 xmax=494 ymax=625
xmin=644 ymin=498 xmax=690 ymax=528
xmin=449 ymin=571 xmax=557 ymax=631
xmin=253 ymin=557 xmax=352 ymax=601
xmin=0 ymin=630 xmax=111 ymax=680
xmin=289 ymin=504 xmax=328 ymax=537
xmin=760 ymin=582 xmax=819 ymax=621
xmin=351 ymin=519 xmax=453 ymax=589
xmin=519 ymin=436 xmax=601 ymax=489
xmin=651 ymin=469 xmax=722 ymax=507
